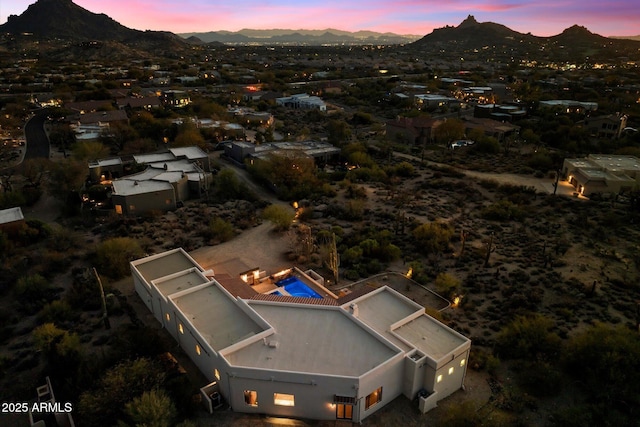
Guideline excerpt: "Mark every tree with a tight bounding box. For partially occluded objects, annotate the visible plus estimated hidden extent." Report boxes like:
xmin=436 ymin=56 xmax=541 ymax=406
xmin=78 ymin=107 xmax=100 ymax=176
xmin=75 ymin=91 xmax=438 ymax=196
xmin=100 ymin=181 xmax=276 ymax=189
xmin=72 ymin=141 xmax=110 ymax=162
xmin=262 ymin=204 xmax=294 ymax=231
xmin=47 ymin=159 xmax=87 ymax=204
xmin=173 ymin=127 xmax=205 ymax=149
xmin=124 ymin=389 xmax=176 ymax=427
xmin=327 ymin=119 xmax=352 ymax=145
xmin=95 ymin=237 xmax=144 ymax=279
xmin=434 ymin=118 xmax=465 ymax=147
xmin=20 ymin=158 xmax=50 ymax=188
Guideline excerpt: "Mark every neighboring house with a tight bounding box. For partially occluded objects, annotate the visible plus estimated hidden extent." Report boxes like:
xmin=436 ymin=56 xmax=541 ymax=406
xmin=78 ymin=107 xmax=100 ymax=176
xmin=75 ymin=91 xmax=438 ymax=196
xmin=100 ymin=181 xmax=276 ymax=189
xmin=65 ymin=99 xmax=115 ymax=114
xmin=116 ymin=96 xmax=161 ymax=111
xmin=0 ymin=206 xmax=25 ymax=236
xmin=562 ymin=154 xmax=640 ymax=196
xmin=162 ymin=90 xmax=191 ymax=108
xmin=414 ymin=94 xmax=460 ymax=109
xmin=91 ymin=147 xmax=212 ymax=214
xmin=131 ymin=249 xmax=471 ymax=423
xmin=70 ymin=123 xmax=109 ymax=143
xmin=385 ymin=116 xmax=443 ymax=145
xmin=276 ymin=94 xmax=326 ymax=111
xmin=461 ymin=117 xmax=520 ymax=142
xmin=582 ymin=114 xmax=628 ymax=139
xmin=538 ymin=100 xmax=598 ymax=114
xmin=224 ymin=140 xmax=340 ymax=166
xmin=112 ymin=178 xmax=177 ymax=215
xmin=77 ymin=110 xmax=129 ymax=126
xmin=474 ymin=104 xmax=527 ymax=121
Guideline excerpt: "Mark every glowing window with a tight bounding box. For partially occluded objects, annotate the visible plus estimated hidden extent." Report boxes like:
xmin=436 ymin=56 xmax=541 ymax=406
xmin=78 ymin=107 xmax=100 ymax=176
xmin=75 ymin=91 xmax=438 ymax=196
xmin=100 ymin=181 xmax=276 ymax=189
xmin=365 ymin=387 xmax=382 ymax=410
xmin=214 ymin=369 xmax=220 ymax=381
xmin=460 ymin=359 xmax=466 ymax=367
xmin=178 ymin=323 xmax=184 ymax=334
xmin=165 ymin=313 xmax=170 ymax=321
xmin=196 ymin=344 xmax=201 ymax=355
xmin=448 ymin=367 xmax=454 ymax=375
xmin=274 ymin=393 xmax=295 ymax=406
xmin=437 ymin=374 xmax=443 ymax=383
xmin=244 ymin=390 xmax=258 ymax=406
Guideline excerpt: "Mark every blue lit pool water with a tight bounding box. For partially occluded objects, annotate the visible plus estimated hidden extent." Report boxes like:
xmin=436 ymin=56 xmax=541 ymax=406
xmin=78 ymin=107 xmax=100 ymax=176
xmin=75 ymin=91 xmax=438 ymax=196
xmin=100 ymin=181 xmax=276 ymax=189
xmin=276 ymin=276 xmax=323 ymax=298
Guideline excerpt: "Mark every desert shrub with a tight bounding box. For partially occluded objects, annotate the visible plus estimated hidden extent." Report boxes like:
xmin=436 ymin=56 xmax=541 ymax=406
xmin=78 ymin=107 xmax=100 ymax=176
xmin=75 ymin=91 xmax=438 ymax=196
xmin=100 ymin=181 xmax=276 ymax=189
xmin=262 ymin=204 xmax=294 ymax=231
xmin=341 ymin=246 xmax=363 ymax=266
xmin=38 ymin=300 xmax=78 ymax=324
xmin=33 ymin=323 xmax=83 ymax=375
xmin=343 ymin=199 xmax=365 ymax=220
xmin=495 ymin=314 xmax=561 ymax=360
xmin=208 ymin=217 xmax=235 ymax=242
xmin=412 ymin=222 xmax=454 ymax=255
xmin=77 ymin=358 xmax=166 ymax=427
xmin=124 ymin=389 xmax=176 ymax=427
xmin=469 ymin=347 xmax=500 ymax=375
xmin=435 ymin=273 xmax=461 ymax=296
xmin=472 ymin=136 xmax=501 ymax=154
xmin=436 ymin=400 xmax=483 ymax=427
xmin=481 ymin=200 xmax=525 ymax=222
xmin=66 ymin=268 xmax=102 ymax=311
xmin=95 ymin=237 xmax=144 ymax=279
xmin=563 ymin=323 xmax=640 ymax=417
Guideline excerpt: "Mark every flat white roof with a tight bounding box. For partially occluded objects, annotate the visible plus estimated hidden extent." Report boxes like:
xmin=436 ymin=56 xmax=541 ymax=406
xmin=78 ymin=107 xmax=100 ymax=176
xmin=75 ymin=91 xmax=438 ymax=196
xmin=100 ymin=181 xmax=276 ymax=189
xmin=169 ymin=146 xmax=207 ymax=160
xmin=154 ymin=268 xmax=209 ymax=298
xmin=0 ymin=207 xmax=23 ymax=225
xmin=172 ymin=283 xmax=265 ymax=351
xmin=112 ymin=179 xmax=173 ymax=196
xmin=347 ymin=288 xmax=422 ymax=352
xmin=394 ymin=315 xmax=469 ymax=361
xmin=132 ymin=248 xmax=202 ymax=283
xmin=133 ymin=152 xmax=175 ymax=164
xmin=225 ymin=302 xmax=401 ymax=376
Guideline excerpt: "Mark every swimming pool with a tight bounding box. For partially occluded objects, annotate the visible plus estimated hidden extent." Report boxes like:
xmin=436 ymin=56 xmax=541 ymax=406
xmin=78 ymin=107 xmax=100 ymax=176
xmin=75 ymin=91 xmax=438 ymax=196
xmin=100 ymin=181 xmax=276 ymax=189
xmin=276 ymin=276 xmax=323 ymax=299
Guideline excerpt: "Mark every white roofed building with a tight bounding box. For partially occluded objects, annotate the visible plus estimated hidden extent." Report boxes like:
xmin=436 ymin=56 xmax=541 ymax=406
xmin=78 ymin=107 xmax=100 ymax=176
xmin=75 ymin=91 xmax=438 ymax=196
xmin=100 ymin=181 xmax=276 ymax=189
xmin=131 ymin=248 xmax=471 ymax=422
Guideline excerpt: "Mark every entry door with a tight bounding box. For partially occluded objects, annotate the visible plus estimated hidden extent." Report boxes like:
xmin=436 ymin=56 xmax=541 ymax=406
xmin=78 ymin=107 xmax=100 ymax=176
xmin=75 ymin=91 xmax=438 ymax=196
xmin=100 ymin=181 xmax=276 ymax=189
xmin=336 ymin=403 xmax=353 ymax=420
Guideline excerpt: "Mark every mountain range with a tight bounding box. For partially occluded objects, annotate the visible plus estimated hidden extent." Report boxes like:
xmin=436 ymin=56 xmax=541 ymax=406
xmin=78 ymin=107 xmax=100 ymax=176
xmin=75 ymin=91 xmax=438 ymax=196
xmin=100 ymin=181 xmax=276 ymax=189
xmin=1 ymin=0 xmax=639 ymax=60
xmin=179 ymin=29 xmax=421 ymax=45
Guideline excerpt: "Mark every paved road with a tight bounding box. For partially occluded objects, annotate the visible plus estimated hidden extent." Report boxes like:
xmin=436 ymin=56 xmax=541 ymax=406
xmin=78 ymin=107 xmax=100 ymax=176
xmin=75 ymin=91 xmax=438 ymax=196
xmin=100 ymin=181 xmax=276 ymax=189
xmin=23 ymin=111 xmax=50 ymax=160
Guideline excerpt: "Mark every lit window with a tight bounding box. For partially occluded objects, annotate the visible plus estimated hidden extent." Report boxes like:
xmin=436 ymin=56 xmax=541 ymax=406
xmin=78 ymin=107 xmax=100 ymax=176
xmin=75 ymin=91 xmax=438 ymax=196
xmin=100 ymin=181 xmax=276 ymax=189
xmin=460 ymin=359 xmax=466 ymax=367
xmin=274 ymin=393 xmax=295 ymax=406
xmin=437 ymin=375 xmax=443 ymax=383
xmin=165 ymin=313 xmax=170 ymax=321
xmin=449 ymin=367 xmax=454 ymax=375
xmin=244 ymin=390 xmax=258 ymax=406
xmin=365 ymin=387 xmax=382 ymax=410
xmin=178 ymin=323 xmax=184 ymax=334
xmin=214 ymin=369 xmax=220 ymax=381
xmin=196 ymin=344 xmax=201 ymax=355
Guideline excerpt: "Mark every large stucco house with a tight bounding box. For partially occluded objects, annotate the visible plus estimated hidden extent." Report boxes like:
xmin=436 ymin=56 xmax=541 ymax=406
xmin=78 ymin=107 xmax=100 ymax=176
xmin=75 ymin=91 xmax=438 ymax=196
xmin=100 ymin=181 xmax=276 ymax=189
xmin=131 ymin=249 xmax=471 ymax=422
xmin=562 ymin=154 xmax=640 ymax=196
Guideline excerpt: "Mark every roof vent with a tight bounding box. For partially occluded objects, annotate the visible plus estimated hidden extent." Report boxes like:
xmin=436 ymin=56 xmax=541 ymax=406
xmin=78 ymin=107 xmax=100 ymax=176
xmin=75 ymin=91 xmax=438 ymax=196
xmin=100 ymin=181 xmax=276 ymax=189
xmin=268 ymin=341 xmax=279 ymax=349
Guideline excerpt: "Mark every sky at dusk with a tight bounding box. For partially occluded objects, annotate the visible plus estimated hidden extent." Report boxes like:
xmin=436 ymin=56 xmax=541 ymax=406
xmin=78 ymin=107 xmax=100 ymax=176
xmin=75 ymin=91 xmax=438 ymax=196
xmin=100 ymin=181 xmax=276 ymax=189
xmin=1 ymin=0 xmax=639 ymax=37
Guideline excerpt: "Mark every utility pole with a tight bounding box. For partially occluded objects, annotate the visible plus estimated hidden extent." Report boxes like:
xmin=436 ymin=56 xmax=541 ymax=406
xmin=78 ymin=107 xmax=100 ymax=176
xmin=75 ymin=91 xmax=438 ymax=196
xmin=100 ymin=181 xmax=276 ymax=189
xmin=93 ymin=267 xmax=111 ymax=330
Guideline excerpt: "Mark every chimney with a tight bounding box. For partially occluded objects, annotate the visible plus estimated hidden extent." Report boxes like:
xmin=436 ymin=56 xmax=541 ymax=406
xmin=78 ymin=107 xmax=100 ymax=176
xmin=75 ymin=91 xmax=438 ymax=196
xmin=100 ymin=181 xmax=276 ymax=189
xmin=349 ymin=303 xmax=358 ymax=317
